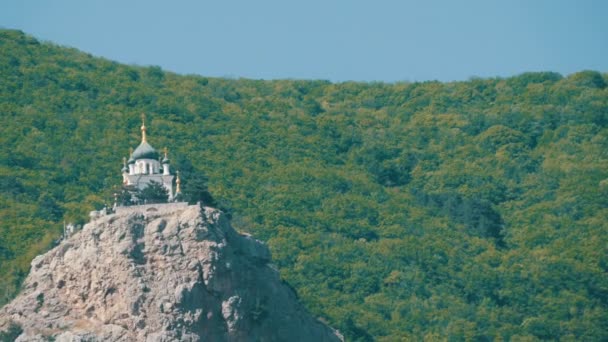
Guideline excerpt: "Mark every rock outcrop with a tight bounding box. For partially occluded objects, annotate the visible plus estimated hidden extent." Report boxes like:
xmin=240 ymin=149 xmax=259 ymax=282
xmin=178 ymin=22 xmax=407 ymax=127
xmin=0 ymin=204 xmax=341 ymax=341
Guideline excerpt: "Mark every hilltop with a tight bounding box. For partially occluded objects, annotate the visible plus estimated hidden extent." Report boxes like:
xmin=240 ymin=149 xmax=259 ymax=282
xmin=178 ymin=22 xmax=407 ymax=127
xmin=0 ymin=203 xmax=341 ymax=341
xmin=0 ymin=29 xmax=607 ymax=340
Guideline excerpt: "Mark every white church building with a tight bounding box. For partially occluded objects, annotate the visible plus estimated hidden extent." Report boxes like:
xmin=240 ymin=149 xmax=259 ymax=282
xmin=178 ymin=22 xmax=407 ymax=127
xmin=121 ymin=114 xmax=180 ymax=201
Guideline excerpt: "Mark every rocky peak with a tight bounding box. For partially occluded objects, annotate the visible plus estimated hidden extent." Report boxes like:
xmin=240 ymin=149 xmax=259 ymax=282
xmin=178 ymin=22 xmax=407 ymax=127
xmin=0 ymin=204 xmax=342 ymax=341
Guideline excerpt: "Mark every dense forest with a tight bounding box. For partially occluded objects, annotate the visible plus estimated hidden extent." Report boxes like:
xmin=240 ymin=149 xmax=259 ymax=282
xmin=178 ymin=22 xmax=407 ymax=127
xmin=1 ymin=29 xmax=607 ymax=340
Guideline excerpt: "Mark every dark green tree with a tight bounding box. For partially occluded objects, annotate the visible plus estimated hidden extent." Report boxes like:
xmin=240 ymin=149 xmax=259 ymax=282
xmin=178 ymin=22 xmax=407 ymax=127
xmin=0 ymin=322 xmax=23 ymax=341
xmin=36 ymin=193 xmax=63 ymax=221
xmin=116 ymin=185 xmax=137 ymax=206
xmin=139 ymin=181 xmax=169 ymax=204
xmin=173 ymin=156 xmax=217 ymax=207
xmin=181 ymin=173 xmax=216 ymax=206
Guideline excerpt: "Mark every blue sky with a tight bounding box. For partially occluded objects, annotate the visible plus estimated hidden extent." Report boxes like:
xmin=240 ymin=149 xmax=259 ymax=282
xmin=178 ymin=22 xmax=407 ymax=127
xmin=1 ymin=0 xmax=607 ymax=82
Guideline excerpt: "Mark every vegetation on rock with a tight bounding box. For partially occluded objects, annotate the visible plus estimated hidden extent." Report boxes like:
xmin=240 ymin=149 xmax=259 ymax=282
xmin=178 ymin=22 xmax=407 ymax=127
xmin=0 ymin=29 xmax=607 ymax=340
xmin=138 ymin=180 xmax=169 ymax=204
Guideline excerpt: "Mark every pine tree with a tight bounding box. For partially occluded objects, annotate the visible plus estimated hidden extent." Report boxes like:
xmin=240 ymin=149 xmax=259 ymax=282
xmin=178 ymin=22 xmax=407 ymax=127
xmin=139 ymin=181 xmax=169 ymax=204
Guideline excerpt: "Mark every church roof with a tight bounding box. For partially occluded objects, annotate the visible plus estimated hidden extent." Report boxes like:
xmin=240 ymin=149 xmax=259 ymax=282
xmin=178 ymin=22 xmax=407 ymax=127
xmin=132 ymin=141 xmax=160 ymax=160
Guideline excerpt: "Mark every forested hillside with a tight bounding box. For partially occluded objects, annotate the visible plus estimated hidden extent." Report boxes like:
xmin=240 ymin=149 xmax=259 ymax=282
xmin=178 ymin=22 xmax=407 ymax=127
xmin=1 ymin=29 xmax=607 ymax=340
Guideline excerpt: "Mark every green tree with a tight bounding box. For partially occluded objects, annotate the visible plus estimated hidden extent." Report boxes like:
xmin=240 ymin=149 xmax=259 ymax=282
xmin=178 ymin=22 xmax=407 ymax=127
xmin=139 ymin=181 xmax=169 ymax=204
xmin=181 ymin=173 xmax=216 ymax=206
xmin=116 ymin=185 xmax=137 ymax=206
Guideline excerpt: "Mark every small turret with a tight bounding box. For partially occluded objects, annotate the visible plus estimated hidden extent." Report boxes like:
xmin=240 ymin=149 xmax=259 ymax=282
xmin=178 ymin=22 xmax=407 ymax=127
xmin=162 ymin=147 xmax=170 ymax=175
xmin=175 ymin=170 xmax=182 ymax=195
xmin=121 ymin=157 xmax=129 ymax=185
xmin=128 ymin=148 xmax=135 ymax=175
xmin=121 ymin=157 xmax=128 ymax=173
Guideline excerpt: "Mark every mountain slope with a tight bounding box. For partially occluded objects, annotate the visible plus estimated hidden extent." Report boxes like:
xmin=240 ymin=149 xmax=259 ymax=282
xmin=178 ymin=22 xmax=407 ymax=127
xmin=0 ymin=29 xmax=607 ymax=340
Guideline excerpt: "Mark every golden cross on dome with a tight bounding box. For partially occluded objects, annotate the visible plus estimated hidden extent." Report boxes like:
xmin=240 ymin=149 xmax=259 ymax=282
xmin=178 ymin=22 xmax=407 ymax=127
xmin=140 ymin=113 xmax=147 ymax=143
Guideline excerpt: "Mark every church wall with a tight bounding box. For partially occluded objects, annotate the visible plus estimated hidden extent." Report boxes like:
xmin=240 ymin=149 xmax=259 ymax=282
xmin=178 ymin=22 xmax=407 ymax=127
xmin=134 ymin=159 xmax=161 ymax=175
xmin=126 ymin=173 xmax=175 ymax=199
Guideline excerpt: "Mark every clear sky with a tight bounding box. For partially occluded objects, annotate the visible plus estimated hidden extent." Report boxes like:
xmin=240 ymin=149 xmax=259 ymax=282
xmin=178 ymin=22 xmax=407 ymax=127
xmin=1 ymin=0 xmax=607 ymax=82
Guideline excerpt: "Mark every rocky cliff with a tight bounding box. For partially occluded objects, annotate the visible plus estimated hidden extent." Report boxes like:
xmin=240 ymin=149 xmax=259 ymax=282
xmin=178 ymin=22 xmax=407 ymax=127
xmin=0 ymin=204 xmax=342 ymax=341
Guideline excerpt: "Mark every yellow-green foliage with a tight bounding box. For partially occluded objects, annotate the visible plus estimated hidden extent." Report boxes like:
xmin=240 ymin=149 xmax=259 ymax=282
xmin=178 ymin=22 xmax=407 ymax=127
xmin=1 ymin=29 xmax=607 ymax=340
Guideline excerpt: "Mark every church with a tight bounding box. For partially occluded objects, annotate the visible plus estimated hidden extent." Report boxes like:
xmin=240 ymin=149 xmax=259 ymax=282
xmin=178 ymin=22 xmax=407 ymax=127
xmin=121 ymin=114 xmax=181 ymax=202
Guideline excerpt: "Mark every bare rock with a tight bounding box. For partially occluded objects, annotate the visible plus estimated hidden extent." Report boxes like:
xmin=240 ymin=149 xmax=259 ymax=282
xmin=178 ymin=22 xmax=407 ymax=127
xmin=0 ymin=204 xmax=341 ymax=341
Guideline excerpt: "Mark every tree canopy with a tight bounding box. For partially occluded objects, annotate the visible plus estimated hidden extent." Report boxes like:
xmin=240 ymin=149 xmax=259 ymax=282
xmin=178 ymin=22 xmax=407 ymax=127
xmin=0 ymin=29 xmax=607 ymax=340
xmin=138 ymin=180 xmax=169 ymax=204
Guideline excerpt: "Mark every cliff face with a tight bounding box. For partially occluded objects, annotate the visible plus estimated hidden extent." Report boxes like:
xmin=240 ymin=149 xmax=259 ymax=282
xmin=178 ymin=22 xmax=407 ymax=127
xmin=0 ymin=204 xmax=341 ymax=342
